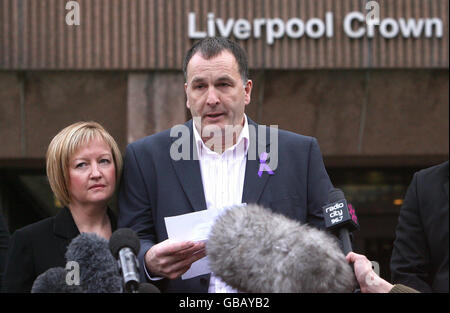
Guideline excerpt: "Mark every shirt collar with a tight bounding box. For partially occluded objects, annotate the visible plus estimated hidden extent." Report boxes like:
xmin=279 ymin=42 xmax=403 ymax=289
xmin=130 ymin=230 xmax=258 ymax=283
xmin=193 ymin=114 xmax=250 ymax=157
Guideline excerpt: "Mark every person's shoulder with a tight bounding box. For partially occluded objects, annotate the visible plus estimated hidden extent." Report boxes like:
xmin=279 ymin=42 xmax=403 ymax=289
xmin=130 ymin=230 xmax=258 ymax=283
xmin=272 ymin=127 xmax=317 ymax=151
xmin=277 ymin=128 xmax=314 ymax=143
xmin=249 ymin=117 xmax=315 ymax=144
xmin=416 ymin=161 xmax=448 ymax=182
xmin=249 ymin=121 xmax=317 ymax=158
xmin=11 ymin=215 xmax=55 ymax=241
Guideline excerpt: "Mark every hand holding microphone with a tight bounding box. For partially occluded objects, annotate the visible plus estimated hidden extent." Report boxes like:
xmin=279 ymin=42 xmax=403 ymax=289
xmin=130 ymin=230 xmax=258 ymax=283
xmin=322 ymin=188 xmax=383 ymax=292
xmin=207 ymin=204 xmax=356 ymax=293
xmin=346 ymin=252 xmax=393 ymax=293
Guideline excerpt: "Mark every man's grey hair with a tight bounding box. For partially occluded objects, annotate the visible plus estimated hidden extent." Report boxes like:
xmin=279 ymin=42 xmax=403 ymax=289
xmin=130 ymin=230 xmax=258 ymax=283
xmin=182 ymin=37 xmax=249 ymax=83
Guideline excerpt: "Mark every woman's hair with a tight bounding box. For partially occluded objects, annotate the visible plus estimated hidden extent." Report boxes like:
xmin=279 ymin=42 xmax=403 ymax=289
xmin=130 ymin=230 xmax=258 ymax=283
xmin=46 ymin=121 xmax=123 ymax=207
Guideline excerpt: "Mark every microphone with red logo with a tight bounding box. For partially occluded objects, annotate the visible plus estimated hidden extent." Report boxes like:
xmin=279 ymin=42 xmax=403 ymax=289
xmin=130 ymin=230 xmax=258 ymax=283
xmin=322 ymin=188 xmax=359 ymax=255
xmin=323 ymin=188 xmax=364 ymax=292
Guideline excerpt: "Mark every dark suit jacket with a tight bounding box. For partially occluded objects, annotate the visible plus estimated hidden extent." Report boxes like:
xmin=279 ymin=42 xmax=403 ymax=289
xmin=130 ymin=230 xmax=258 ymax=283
xmin=118 ymin=117 xmax=333 ymax=293
xmin=390 ymin=161 xmax=449 ymax=293
xmin=2 ymin=207 xmax=116 ymax=293
xmin=0 ymin=213 xmax=9 ymax=289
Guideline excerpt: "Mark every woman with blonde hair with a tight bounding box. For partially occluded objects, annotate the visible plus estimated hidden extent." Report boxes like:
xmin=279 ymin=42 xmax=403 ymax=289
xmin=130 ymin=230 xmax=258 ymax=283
xmin=3 ymin=121 xmax=122 ymax=292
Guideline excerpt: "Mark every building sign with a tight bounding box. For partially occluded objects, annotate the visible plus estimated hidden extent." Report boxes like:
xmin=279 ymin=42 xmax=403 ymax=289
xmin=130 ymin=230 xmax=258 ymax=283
xmin=1 ymin=0 xmax=448 ymax=70
xmin=188 ymin=12 xmax=443 ymax=45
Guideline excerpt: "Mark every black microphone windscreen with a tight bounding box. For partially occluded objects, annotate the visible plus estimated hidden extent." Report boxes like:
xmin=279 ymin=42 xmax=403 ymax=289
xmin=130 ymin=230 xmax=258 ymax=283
xmin=207 ymin=204 xmax=356 ymax=293
xmin=109 ymin=228 xmax=141 ymax=258
xmin=31 ymin=267 xmax=84 ymax=293
xmin=138 ymin=283 xmax=161 ymax=293
xmin=65 ymin=233 xmax=123 ymax=293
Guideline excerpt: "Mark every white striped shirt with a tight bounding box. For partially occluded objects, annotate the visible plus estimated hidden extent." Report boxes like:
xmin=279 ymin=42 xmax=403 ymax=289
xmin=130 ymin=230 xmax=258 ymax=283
xmin=193 ymin=114 xmax=249 ymax=293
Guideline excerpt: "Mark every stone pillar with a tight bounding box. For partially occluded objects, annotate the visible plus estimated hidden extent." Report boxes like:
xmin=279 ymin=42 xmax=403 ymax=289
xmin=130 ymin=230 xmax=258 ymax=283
xmin=0 ymin=72 xmax=22 ymax=158
xmin=127 ymin=72 xmax=187 ymax=144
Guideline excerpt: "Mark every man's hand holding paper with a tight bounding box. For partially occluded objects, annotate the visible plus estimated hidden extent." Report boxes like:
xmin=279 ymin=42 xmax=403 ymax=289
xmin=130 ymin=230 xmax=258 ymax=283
xmin=162 ymin=204 xmax=246 ymax=280
xmin=144 ymin=239 xmax=206 ymax=280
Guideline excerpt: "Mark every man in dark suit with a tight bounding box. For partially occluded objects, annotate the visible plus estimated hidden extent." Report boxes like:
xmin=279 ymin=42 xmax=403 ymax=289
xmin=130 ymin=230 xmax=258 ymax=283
xmin=390 ymin=161 xmax=449 ymax=293
xmin=118 ymin=37 xmax=333 ymax=292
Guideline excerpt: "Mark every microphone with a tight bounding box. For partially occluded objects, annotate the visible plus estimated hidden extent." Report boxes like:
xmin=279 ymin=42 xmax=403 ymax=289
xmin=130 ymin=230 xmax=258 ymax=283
xmin=31 ymin=267 xmax=84 ymax=293
xmin=64 ymin=232 xmax=123 ymax=293
xmin=109 ymin=228 xmax=141 ymax=293
xmin=138 ymin=282 xmax=161 ymax=293
xmin=322 ymin=188 xmax=359 ymax=255
xmin=206 ymin=204 xmax=356 ymax=293
xmin=32 ymin=233 xmax=123 ymax=293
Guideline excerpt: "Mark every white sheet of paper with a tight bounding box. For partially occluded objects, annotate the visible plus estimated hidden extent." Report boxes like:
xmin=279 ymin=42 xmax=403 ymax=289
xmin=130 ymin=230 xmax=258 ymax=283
xmin=164 ymin=204 xmax=246 ymax=280
xmin=165 ymin=209 xmax=218 ymax=242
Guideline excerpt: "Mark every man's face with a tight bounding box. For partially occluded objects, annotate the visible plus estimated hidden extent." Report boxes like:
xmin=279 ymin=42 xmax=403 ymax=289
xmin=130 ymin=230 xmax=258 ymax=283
xmin=184 ymin=51 xmax=252 ymax=136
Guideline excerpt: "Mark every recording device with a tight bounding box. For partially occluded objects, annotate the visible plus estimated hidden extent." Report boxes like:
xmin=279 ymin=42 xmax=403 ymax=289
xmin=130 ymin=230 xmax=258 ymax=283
xmin=138 ymin=282 xmax=161 ymax=293
xmin=32 ymin=232 xmax=159 ymax=293
xmin=322 ymin=188 xmax=359 ymax=255
xmin=31 ymin=267 xmax=84 ymax=293
xmin=109 ymin=228 xmax=141 ymax=293
xmin=207 ymin=204 xmax=356 ymax=292
xmin=65 ymin=232 xmax=123 ymax=292
xmin=32 ymin=233 xmax=123 ymax=293
xmin=322 ymin=189 xmax=380 ymax=285
xmin=32 ymin=268 xmax=159 ymax=293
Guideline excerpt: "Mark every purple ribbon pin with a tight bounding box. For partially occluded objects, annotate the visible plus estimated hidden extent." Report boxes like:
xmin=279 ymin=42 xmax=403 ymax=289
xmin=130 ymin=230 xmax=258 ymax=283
xmin=258 ymin=152 xmax=274 ymax=177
